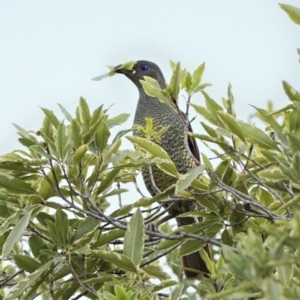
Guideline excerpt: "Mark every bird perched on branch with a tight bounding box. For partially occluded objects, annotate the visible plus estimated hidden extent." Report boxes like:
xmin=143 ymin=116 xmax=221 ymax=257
xmin=99 ymin=60 xmax=209 ymax=278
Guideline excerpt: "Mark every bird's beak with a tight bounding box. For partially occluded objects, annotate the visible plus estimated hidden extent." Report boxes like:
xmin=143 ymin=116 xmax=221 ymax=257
xmin=114 ymin=64 xmax=126 ymax=74
xmin=114 ymin=61 xmax=136 ymax=74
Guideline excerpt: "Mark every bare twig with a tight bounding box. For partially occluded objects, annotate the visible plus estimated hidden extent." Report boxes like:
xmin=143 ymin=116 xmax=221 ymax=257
xmin=140 ymin=241 xmax=184 ymax=268
xmin=0 ymin=269 xmax=24 ymax=287
xmin=148 ymin=165 xmax=162 ymax=194
xmin=67 ymin=255 xmax=97 ymax=297
xmin=116 ymin=182 xmax=122 ymax=207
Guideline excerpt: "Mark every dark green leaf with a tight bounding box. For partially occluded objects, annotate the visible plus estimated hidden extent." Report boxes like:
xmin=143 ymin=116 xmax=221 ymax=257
xmin=179 ymin=240 xmax=204 ymax=256
xmin=55 ymin=208 xmax=69 ymax=247
xmin=14 ymin=254 xmax=41 ymax=272
xmin=72 ymin=216 xmax=100 ymax=243
xmin=92 ymin=229 xmax=125 ymax=248
xmin=92 ymin=250 xmax=137 ymax=273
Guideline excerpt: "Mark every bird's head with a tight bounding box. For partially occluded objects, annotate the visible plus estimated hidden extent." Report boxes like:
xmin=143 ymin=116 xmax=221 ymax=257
xmin=115 ymin=60 xmax=166 ymax=90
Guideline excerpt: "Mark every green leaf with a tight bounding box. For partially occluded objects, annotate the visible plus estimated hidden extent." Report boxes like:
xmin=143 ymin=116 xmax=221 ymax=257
xmin=200 ymin=122 xmax=217 ymax=138
xmin=250 ymin=105 xmax=282 ymax=131
xmin=191 ymin=62 xmax=205 ymax=91
xmin=279 ymin=3 xmax=300 ymax=25
xmin=240 ymin=122 xmax=280 ymax=151
xmin=203 ymin=91 xmax=223 ymax=112
xmin=170 ymin=284 xmax=184 ymax=300
xmin=45 ymin=219 xmax=60 ymax=246
xmin=114 ymin=285 xmax=127 ymax=299
xmin=36 ymin=165 xmax=61 ymax=200
xmin=140 ymin=80 xmax=173 ymax=107
xmin=152 ymin=280 xmax=177 ymax=293
xmin=72 ymin=144 xmax=88 ymax=165
xmin=124 ymin=209 xmax=144 ymax=266
xmin=142 ymin=265 xmax=171 ymax=280
xmin=29 ymin=145 xmax=53 ymax=159
xmin=107 ymin=113 xmax=130 ymax=127
xmin=217 ymin=111 xmax=245 ymax=142
xmin=287 ymin=133 xmax=300 ymax=153
xmin=127 ymin=136 xmax=179 ymax=178
xmin=179 ymin=240 xmax=204 ymax=256
xmin=277 ymin=263 xmax=293 ymax=285
xmin=90 ymin=105 xmax=104 ymax=126
xmin=101 ymin=292 xmax=116 ymax=300
xmin=282 ymin=81 xmax=300 ymax=102
xmin=82 ymin=118 xmax=102 ymax=144
xmin=56 ymin=121 xmax=68 ymax=162
xmin=182 ymin=71 xmax=193 ymax=94
xmin=78 ymin=97 xmax=91 ymax=130
xmin=72 ymin=216 xmax=100 ymax=243
xmin=40 ymin=107 xmax=60 ymax=128
xmin=0 ymin=173 xmax=37 ymax=194
xmin=57 ymin=103 xmax=73 ymax=122
xmin=12 ymin=123 xmax=33 ymax=139
xmin=169 ymin=61 xmax=181 ymax=100
xmin=29 ymin=234 xmax=47 ymax=259
xmin=71 ymin=119 xmax=82 ymax=149
xmin=289 ymin=110 xmax=300 ymax=132
xmin=55 ymin=208 xmax=69 ymax=247
xmin=92 ymin=250 xmax=137 ymax=273
xmin=95 ymin=120 xmax=110 ymax=153
xmin=259 ymin=168 xmax=286 ymax=181
xmin=175 ymin=165 xmax=205 ymax=193
xmin=14 ymin=254 xmax=41 ymax=272
xmin=190 ymin=103 xmax=223 ymax=127
xmin=103 ymin=138 xmax=122 ymax=163
xmin=201 ymin=152 xmax=213 ymax=169
xmin=91 ymin=229 xmax=125 ymax=248
xmin=96 ymin=168 xmax=120 ymax=195
xmin=0 ymin=161 xmax=38 ymax=173
xmin=2 ymin=209 xmax=34 ymax=259
xmin=265 ymin=278 xmax=280 ymax=300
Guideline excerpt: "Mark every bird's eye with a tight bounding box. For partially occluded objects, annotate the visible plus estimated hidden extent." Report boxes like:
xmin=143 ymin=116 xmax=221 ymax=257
xmin=140 ymin=64 xmax=148 ymax=71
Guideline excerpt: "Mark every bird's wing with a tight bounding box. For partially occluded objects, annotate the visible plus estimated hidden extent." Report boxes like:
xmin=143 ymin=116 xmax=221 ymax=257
xmin=172 ymin=99 xmax=200 ymax=162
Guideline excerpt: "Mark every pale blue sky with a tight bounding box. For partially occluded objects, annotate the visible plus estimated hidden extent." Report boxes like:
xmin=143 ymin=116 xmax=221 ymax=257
xmin=1 ymin=1 xmax=299 ymax=156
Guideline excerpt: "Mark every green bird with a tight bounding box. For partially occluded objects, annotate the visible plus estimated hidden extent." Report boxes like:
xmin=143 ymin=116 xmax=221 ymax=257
xmin=116 ymin=60 xmax=210 ymax=278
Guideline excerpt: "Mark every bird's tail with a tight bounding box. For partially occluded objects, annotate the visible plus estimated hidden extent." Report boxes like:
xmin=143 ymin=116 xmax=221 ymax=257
xmin=176 ymin=216 xmax=210 ymax=278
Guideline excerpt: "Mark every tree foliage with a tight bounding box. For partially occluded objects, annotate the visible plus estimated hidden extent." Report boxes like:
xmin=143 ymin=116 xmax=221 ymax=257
xmin=1 ymin=4 xmax=300 ymax=300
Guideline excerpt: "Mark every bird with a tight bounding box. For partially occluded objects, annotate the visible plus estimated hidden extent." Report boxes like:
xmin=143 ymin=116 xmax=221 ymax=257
xmin=115 ymin=60 xmax=210 ymax=278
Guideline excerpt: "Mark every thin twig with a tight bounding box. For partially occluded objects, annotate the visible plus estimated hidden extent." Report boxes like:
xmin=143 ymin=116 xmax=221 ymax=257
xmin=67 ymin=255 xmax=97 ymax=297
xmin=140 ymin=241 xmax=184 ymax=268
